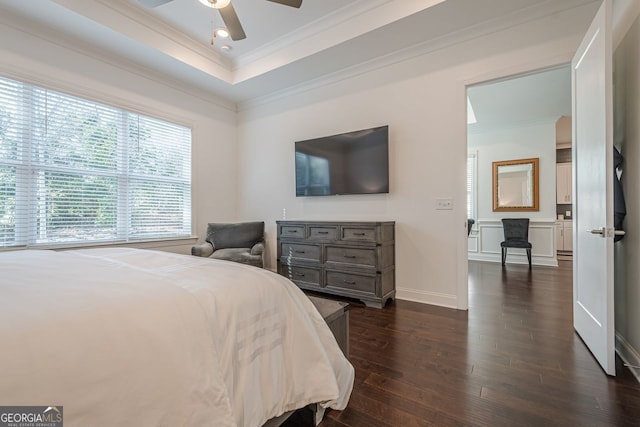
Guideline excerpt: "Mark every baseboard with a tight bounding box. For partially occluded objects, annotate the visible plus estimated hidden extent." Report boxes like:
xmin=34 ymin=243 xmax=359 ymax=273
xmin=468 ymin=252 xmax=558 ymax=267
xmin=616 ymin=332 xmax=640 ymax=383
xmin=396 ymin=287 xmax=458 ymax=309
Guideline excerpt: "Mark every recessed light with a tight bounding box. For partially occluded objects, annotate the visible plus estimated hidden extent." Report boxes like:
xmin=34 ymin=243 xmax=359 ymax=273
xmin=220 ymin=45 xmax=232 ymax=52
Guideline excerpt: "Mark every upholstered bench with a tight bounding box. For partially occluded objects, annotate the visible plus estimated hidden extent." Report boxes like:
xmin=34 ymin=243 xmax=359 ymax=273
xmin=264 ymin=296 xmax=350 ymax=427
xmin=308 ymin=295 xmax=349 ymax=358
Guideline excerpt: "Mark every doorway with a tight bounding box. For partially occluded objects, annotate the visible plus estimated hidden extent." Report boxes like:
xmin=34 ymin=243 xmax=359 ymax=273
xmin=465 ymin=66 xmax=572 ymax=268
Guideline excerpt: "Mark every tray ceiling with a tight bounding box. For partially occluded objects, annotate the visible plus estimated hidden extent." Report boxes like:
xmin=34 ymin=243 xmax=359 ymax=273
xmin=0 ymin=0 xmax=597 ymax=104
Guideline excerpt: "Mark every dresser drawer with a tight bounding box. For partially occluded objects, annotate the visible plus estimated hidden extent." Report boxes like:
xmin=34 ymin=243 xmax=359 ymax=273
xmin=280 ymin=225 xmax=305 ymax=239
xmin=279 ymin=265 xmax=321 ymax=288
xmin=325 ymin=271 xmax=376 ymax=295
xmin=325 ymin=246 xmax=376 ymax=268
xmin=308 ymin=225 xmax=338 ymax=240
xmin=281 ymin=243 xmax=321 ymax=263
xmin=276 ymin=220 xmax=395 ymax=309
xmin=342 ymin=226 xmax=376 ymax=242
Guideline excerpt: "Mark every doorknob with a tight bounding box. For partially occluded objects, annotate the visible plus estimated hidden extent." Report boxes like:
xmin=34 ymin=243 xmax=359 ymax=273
xmin=589 ymin=228 xmax=626 ymax=237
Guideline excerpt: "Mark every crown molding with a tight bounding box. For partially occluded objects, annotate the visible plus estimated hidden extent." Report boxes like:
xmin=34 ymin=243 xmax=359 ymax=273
xmin=0 ymin=7 xmax=237 ymax=112
xmin=2 ymin=0 xmax=598 ymax=113
xmin=233 ymin=0 xmax=390 ymax=69
xmin=237 ymin=0 xmax=597 ymax=111
xmin=51 ymin=0 xmax=233 ymax=82
xmin=233 ymin=0 xmax=446 ymax=83
xmin=54 ymin=0 xmax=448 ymax=85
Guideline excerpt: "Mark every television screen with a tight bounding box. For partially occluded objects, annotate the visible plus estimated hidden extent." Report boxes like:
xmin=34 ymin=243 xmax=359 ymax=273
xmin=295 ymin=125 xmax=389 ymax=196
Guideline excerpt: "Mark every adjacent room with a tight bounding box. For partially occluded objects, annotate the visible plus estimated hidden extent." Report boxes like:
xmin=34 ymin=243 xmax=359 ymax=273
xmin=1 ymin=0 xmax=640 ymax=426
xmin=466 ymin=66 xmax=572 ymax=267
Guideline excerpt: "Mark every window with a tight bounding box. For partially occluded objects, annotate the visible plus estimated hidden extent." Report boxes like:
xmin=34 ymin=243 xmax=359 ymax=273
xmin=0 ymin=75 xmax=191 ymax=248
xmin=467 ymin=152 xmax=477 ymax=226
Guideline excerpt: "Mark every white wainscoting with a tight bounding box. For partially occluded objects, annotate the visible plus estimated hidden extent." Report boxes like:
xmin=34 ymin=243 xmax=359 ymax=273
xmin=468 ymin=219 xmax=558 ymax=267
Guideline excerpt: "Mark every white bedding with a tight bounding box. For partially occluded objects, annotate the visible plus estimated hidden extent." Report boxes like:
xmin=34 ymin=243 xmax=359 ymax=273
xmin=0 ymin=248 xmax=354 ymax=427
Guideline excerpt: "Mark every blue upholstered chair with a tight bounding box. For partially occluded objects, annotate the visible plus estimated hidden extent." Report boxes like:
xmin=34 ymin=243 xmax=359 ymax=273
xmin=191 ymin=222 xmax=265 ymax=268
xmin=500 ymin=218 xmax=532 ymax=267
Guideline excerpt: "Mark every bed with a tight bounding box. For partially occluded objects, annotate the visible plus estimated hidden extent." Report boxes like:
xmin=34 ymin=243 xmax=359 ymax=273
xmin=0 ymin=248 xmax=354 ymax=427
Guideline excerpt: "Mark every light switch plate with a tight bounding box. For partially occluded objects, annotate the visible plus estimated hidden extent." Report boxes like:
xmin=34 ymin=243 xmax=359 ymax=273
xmin=436 ymin=197 xmax=454 ymax=210
xmin=565 ymin=210 xmax=571 ymax=217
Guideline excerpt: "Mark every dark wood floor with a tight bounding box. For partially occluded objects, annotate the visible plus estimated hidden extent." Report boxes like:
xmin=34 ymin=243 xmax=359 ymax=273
xmin=320 ymin=261 xmax=640 ymax=427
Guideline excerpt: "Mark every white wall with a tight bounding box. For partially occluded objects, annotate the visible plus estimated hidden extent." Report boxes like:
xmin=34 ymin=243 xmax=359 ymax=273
xmin=614 ymin=13 xmax=640 ymax=381
xmin=556 ymin=115 xmax=573 ymax=144
xmin=0 ymin=21 xmax=238 ymax=254
xmin=238 ymin=4 xmax=598 ymax=309
xmin=467 ymin=122 xmax=558 ymax=266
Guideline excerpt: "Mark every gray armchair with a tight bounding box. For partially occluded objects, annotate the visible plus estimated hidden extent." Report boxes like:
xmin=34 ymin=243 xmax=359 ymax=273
xmin=191 ymin=222 xmax=265 ymax=268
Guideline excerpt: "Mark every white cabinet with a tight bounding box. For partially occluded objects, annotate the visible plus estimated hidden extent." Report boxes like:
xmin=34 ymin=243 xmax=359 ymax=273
xmin=563 ymin=221 xmax=572 ymax=252
xmin=556 ymin=163 xmax=572 ymax=204
xmin=556 ymin=220 xmax=573 ymax=252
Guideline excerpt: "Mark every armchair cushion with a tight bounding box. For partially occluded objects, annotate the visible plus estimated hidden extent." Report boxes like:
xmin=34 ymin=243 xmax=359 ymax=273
xmin=211 ymin=248 xmax=263 ymax=268
xmin=250 ymin=241 xmax=264 ymax=256
xmin=500 ymin=240 xmax=532 ymax=249
xmin=193 ymin=221 xmax=265 ymax=268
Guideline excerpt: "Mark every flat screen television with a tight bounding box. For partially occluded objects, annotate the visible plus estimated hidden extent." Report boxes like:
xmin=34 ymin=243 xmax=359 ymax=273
xmin=295 ymin=125 xmax=389 ymax=197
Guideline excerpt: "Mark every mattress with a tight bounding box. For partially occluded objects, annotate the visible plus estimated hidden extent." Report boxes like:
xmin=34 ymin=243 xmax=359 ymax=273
xmin=0 ymin=248 xmax=354 ymax=427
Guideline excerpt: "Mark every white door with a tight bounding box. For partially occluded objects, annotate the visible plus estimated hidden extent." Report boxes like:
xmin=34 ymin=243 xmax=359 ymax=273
xmin=572 ymin=0 xmax=615 ymax=376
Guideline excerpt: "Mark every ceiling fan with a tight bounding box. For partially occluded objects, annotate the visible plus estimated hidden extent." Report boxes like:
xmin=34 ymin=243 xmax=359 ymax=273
xmin=137 ymin=0 xmax=303 ymax=41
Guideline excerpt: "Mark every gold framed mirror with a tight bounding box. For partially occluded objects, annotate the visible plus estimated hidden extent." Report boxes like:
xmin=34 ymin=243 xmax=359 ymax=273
xmin=492 ymin=157 xmax=539 ymax=211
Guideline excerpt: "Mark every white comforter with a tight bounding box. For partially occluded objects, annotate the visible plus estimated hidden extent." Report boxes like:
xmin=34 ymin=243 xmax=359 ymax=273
xmin=0 ymin=248 xmax=354 ymax=427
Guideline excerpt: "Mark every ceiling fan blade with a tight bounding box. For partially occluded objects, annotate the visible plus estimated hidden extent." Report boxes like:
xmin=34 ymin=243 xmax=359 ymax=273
xmin=137 ymin=0 xmax=174 ymax=8
xmin=219 ymin=2 xmax=246 ymax=41
xmin=267 ymin=0 xmax=302 ymax=7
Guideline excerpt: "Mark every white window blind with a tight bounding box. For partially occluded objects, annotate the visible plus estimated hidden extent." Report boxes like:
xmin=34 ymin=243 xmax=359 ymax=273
xmin=0 ymin=75 xmax=191 ymax=247
xmin=467 ymin=153 xmax=477 ymax=224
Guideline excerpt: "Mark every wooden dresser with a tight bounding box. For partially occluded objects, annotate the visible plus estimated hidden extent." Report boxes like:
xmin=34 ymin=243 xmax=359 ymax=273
xmin=276 ymin=220 xmax=395 ymax=308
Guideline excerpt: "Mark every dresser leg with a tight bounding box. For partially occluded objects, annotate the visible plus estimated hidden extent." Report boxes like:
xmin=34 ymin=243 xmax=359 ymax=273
xmin=362 ymin=300 xmax=383 ymax=309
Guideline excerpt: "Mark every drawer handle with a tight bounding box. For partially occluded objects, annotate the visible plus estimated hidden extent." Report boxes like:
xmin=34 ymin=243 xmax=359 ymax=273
xmin=343 ymin=279 xmax=356 ymax=285
xmin=294 ymin=272 xmax=306 ymax=277
xmin=295 ymin=250 xmax=305 ymax=254
xmin=353 ymin=232 xmax=366 ymax=236
xmin=317 ymin=231 xmax=329 ymax=235
xmin=344 ymin=255 xmax=357 ymax=259
xmin=287 ymin=230 xmax=298 ymax=233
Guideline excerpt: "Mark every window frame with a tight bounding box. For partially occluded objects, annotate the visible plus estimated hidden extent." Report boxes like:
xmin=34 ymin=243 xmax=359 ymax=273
xmin=0 ymin=74 xmax=194 ymax=249
xmin=467 ymin=151 xmax=478 ymax=233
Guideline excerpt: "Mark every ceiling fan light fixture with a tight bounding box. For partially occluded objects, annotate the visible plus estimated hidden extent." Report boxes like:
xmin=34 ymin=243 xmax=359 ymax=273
xmin=198 ymin=0 xmax=231 ymax=9
xmin=215 ymin=27 xmax=229 ymax=38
